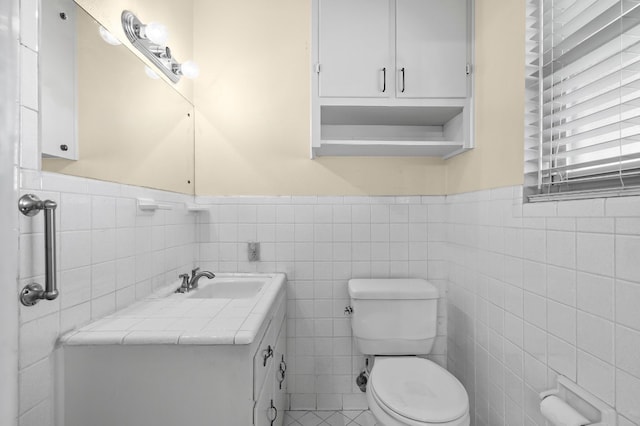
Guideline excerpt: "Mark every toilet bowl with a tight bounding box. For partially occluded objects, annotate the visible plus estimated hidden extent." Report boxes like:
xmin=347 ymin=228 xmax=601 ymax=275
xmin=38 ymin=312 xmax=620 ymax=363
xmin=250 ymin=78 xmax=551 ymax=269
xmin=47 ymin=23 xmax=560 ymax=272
xmin=366 ymin=357 xmax=469 ymax=426
xmin=347 ymin=278 xmax=470 ymax=426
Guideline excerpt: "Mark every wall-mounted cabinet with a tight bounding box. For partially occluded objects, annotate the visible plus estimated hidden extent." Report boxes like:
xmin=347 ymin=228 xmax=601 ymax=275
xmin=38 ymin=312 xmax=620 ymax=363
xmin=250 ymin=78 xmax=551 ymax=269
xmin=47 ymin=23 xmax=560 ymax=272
xmin=40 ymin=0 xmax=77 ymax=160
xmin=311 ymin=0 xmax=474 ymax=158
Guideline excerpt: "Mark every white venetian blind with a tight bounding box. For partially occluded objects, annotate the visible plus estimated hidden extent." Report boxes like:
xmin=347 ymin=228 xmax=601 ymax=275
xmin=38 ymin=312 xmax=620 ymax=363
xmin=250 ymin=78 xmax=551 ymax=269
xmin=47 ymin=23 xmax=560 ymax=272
xmin=525 ymin=0 xmax=640 ymax=201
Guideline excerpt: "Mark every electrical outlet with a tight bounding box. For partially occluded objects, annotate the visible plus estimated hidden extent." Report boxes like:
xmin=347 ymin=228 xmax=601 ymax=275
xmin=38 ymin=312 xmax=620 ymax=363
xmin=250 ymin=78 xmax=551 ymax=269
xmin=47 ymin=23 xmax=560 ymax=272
xmin=248 ymin=242 xmax=260 ymax=262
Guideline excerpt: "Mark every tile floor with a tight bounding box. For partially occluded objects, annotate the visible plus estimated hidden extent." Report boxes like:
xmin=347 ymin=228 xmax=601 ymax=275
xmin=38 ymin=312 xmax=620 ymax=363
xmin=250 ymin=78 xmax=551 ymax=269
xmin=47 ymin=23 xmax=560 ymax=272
xmin=284 ymin=410 xmax=378 ymax=426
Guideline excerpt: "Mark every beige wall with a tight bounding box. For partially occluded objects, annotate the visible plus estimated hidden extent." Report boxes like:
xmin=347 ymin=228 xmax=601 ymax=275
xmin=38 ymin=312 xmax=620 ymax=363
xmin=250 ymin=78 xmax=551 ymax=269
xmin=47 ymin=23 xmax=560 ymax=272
xmin=445 ymin=0 xmax=525 ymax=194
xmin=54 ymin=0 xmax=525 ymax=197
xmin=193 ymin=0 xmax=447 ymax=196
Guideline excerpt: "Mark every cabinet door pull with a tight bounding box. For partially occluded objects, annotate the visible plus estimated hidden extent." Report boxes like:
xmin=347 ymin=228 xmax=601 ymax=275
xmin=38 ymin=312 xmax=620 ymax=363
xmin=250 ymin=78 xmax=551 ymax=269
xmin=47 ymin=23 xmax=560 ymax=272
xmin=401 ymin=67 xmax=405 ymax=93
xmin=268 ymin=399 xmax=278 ymax=425
xmin=382 ymin=67 xmax=386 ymax=92
xmin=262 ymin=345 xmax=274 ymax=366
xmin=277 ymin=356 xmax=287 ymax=389
xmin=277 ymin=367 xmax=285 ymax=389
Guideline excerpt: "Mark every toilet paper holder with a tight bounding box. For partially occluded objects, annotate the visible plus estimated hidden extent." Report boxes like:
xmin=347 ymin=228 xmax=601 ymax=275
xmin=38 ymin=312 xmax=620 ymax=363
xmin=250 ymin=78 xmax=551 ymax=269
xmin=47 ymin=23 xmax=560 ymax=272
xmin=540 ymin=376 xmax=616 ymax=426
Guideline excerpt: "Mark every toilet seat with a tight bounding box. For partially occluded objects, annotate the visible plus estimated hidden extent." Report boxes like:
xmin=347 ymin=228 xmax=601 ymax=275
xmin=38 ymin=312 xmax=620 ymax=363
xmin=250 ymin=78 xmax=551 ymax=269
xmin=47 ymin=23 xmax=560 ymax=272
xmin=369 ymin=357 xmax=469 ymax=425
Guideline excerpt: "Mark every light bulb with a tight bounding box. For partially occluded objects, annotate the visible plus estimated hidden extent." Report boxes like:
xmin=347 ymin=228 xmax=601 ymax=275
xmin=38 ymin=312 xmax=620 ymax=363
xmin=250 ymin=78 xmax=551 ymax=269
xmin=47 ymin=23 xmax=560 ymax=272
xmin=144 ymin=66 xmax=160 ymax=79
xmin=179 ymin=61 xmax=200 ymax=79
xmin=99 ymin=26 xmax=121 ymax=46
xmin=142 ymin=22 xmax=168 ymax=45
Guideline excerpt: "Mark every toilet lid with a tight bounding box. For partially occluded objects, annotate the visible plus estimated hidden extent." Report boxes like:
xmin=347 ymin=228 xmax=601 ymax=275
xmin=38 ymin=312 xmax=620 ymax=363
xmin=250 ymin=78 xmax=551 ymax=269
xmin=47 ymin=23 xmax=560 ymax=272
xmin=370 ymin=357 xmax=469 ymax=424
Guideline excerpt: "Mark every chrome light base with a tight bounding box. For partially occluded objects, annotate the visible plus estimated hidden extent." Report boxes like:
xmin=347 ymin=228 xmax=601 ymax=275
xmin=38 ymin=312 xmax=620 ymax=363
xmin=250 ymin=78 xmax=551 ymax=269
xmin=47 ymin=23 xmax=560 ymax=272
xmin=121 ymin=10 xmax=181 ymax=83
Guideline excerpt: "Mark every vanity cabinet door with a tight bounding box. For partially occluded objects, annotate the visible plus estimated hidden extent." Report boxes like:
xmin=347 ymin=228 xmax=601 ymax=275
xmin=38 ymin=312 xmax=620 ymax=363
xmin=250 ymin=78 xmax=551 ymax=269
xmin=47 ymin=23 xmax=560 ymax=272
xmin=253 ymin=295 xmax=286 ymax=399
xmin=252 ymin=294 xmax=287 ymax=425
xmin=318 ymin=0 xmax=391 ymax=98
xmin=254 ymin=362 xmax=277 ymax=426
xmin=253 ymin=318 xmax=276 ymax=400
xmin=273 ymin=321 xmax=287 ymax=426
xmin=395 ymin=0 xmax=468 ymax=98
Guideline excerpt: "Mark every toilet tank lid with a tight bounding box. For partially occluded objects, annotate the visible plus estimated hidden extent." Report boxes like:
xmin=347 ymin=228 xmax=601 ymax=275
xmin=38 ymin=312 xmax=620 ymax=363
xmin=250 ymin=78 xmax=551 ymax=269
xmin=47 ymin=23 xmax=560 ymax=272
xmin=348 ymin=279 xmax=438 ymax=300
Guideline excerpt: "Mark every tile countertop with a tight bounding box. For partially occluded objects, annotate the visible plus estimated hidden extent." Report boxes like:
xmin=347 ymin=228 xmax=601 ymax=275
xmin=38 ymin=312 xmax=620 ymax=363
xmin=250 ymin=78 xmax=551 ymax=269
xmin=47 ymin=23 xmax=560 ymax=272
xmin=59 ymin=273 xmax=286 ymax=346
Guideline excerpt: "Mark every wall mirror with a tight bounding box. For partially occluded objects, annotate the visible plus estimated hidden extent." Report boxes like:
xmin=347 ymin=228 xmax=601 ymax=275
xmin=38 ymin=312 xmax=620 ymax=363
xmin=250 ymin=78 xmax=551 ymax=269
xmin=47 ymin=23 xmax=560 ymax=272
xmin=40 ymin=0 xmax=195 ymax=195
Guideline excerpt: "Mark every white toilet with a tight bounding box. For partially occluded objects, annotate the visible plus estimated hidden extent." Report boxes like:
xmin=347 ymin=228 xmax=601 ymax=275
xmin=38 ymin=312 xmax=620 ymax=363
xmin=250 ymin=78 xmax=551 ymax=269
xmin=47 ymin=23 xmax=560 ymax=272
xmin=348 ymin=278 xmax=470 ymax=426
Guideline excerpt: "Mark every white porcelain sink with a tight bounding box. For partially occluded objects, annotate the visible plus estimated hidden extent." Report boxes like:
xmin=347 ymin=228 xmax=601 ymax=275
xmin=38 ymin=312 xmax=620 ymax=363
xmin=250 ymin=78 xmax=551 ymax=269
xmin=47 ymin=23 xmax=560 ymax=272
xmin=188 ymin=279 xmax=264 ymax=299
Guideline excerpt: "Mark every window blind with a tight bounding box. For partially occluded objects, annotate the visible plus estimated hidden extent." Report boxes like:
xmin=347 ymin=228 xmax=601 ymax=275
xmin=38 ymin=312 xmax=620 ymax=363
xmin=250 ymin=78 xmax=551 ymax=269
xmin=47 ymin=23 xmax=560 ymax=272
xmin=525 ymin=0 xmax=640 ymax=201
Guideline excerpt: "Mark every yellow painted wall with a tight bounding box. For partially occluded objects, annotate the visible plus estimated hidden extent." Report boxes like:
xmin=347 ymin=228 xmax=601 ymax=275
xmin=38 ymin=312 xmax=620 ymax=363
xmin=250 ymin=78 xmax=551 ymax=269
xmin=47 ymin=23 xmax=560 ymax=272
xmin=193 ymin=0 xmax=447 ymax=196
xmin=445 ymin=0 xmax=525 ymax=194
xmin=51 ymin=0 xmax=526 ymax=196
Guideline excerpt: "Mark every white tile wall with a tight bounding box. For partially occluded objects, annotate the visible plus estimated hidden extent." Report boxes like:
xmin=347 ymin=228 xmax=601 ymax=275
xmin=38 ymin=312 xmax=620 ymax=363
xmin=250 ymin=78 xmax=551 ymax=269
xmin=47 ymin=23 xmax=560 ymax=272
xmin=447 ymin=186 xmax=640 ymax=426
xmin=17 ymin=171 xmax=197 ymax=425
xmin=15 ymin=182 xmax=640 ymax=424
xmin=195 ymin=195 xmax=448 ymax=411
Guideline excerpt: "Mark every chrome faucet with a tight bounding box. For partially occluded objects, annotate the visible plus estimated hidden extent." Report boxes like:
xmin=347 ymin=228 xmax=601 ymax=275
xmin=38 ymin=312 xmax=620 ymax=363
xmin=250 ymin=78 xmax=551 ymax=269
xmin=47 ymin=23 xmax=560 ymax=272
xmin=189 ymin=267 xmax=215 ymax=289
xmin=175 ymin=267 xmax=215 ymax=293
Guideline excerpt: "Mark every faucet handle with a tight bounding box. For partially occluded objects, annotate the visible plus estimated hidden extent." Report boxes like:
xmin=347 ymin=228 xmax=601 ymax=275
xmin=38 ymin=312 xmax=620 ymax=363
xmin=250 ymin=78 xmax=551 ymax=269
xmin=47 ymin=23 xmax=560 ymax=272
xmin=176 ymin=274 xmax=191 ymax=293
xmin=191 ymin=267 xmax=200 ymax=278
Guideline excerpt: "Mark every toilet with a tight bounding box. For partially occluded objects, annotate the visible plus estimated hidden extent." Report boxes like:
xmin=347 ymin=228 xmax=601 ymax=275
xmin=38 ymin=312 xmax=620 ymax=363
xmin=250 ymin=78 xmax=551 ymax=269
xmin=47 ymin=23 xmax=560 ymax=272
xmin=348 ymin=278 xmax=470 ymax=426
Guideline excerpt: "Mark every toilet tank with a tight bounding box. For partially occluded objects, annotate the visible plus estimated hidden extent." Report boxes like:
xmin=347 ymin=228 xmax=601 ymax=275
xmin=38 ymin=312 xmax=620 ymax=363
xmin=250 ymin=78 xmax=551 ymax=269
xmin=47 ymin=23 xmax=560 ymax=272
xmin=348 ymin=278 xmax=439 ymax=356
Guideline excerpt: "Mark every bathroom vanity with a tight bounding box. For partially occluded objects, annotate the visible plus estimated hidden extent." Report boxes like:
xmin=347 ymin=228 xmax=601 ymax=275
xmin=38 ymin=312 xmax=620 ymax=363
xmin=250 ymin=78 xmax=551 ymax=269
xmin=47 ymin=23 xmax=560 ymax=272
xmin=58 ymin=273 xmax=287 ymax=426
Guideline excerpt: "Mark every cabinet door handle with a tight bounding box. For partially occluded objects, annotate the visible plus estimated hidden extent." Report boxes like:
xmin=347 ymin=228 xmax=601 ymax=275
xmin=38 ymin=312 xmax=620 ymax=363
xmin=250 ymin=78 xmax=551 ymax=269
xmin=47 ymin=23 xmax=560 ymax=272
xmin=268 ymin=399 xmax=278 ymax=425
xmin=277 ymin=367 xmax=285 ymax=389
xmin=382 ymin=67 xmax=386 ymax=93
xmin=401 ymin=67 xmax=405 ymax=93
xmin=262 ymin=345 xmax=273 ymax=367
xmin=277 ymin=355 xmax=287 ymax=389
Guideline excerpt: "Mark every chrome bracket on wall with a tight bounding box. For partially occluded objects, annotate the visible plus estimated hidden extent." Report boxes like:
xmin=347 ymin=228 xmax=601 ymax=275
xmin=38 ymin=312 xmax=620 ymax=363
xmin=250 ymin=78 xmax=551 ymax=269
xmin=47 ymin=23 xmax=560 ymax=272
xmin=19 ymin=194 xmax=59 ymax=306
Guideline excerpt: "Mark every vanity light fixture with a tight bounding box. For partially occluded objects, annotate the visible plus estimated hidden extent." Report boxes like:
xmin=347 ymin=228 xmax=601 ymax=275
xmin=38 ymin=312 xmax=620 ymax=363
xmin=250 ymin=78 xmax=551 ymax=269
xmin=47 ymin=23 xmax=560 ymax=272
xmin=98 ymin=26 xmax=122 ymax=46
xmin=137 ymin=21 xmax=168 ymax=45
xmin=144 ymin=66 xmax=161 ymax=79
xmin=174 ymin=60 xmax=200 ymax=79
xmin=121 ymin=10 xmax=199 ymax=83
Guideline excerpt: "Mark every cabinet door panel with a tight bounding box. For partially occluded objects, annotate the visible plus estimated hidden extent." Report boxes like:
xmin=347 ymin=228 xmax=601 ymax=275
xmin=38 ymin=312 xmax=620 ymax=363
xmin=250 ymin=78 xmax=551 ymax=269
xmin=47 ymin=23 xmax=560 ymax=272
xmin=273 ymin=320 xmax=287 ymax=426
xmin=254 ymin=362 xmax=276 ymax=426
xmin=396 ymin=0 xmax=467 ymax=98
xmin=319 ymin=0 xmax=391 ymax=97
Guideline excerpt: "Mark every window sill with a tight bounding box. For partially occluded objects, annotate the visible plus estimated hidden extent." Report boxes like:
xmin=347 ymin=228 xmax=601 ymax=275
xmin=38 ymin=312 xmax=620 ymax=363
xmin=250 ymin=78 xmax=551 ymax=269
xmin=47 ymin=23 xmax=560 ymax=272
xmin=527 ymin=186 xmax=640 ymax=203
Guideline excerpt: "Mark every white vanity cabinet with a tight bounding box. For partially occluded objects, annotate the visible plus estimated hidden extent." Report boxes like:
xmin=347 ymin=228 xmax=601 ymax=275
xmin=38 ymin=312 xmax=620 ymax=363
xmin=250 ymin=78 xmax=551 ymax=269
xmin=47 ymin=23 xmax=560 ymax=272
xmin=312 ymin=0 xmax=474 ymax=158
xmin=61 ymin=289 xmax=288 ymax=426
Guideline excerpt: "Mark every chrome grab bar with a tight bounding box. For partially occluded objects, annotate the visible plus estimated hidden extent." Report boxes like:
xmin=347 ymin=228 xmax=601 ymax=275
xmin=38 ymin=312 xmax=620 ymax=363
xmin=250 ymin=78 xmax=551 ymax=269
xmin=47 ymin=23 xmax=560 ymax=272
xmin=19 ymin=194 xmax=59 ymax=306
